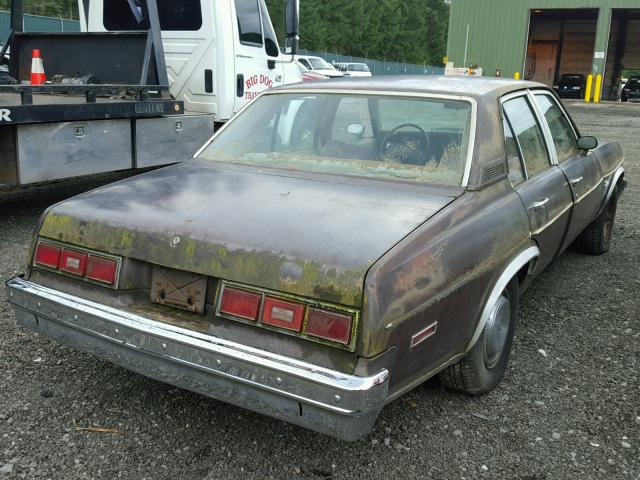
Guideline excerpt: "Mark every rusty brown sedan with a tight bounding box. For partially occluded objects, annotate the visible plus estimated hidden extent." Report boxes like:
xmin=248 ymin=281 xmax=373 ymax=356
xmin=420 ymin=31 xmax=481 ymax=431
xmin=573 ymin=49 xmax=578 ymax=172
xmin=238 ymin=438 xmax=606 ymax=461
xmin=7 ymin=77 xmax=626 ymax=440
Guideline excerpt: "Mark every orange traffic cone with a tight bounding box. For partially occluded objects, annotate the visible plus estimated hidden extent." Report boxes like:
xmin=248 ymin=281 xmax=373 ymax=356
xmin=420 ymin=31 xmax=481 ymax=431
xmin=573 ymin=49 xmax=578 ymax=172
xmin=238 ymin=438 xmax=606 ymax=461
xmin=30 ymin=49 xmax=46 ymax=85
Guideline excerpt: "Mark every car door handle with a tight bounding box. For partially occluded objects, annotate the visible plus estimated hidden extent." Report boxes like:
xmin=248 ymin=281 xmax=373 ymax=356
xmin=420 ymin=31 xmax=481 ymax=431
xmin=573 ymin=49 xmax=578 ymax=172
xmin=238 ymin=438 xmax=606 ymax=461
xmin=570 ymin=176 xmax=584 ymax=185
xmin=530 ymin=198 xmax=549 ymax=211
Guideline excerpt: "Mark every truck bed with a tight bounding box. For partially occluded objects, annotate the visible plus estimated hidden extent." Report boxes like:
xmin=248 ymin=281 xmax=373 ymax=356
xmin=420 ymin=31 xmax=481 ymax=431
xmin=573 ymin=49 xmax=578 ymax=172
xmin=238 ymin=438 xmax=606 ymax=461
xmin=0 ymin=85 xmax=183 ymax=125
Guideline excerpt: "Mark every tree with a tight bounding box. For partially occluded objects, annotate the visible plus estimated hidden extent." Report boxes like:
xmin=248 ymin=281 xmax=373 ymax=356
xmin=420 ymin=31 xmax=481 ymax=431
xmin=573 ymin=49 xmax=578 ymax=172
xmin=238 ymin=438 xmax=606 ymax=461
xmin=265 ymin=0 xmax=449 ymax=65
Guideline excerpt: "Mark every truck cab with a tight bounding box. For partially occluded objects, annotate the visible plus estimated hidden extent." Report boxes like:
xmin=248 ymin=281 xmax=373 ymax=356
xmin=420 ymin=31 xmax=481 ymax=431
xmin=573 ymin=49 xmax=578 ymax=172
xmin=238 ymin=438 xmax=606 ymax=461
xmin=81 ymin=0 xmax=302 ymax=121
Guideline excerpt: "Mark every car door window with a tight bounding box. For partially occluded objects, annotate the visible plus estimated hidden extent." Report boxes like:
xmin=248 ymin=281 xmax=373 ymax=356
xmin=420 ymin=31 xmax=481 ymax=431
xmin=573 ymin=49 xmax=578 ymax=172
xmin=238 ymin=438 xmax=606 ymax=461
xmin=235 ymin=0 xmax=263 ymax=47
xmin=298 ymin=58 xmax=311 ymax=69
xmin=259 ymin=0 xmax=279 ymax=57
xmin=502 ymin=96 xmax=551 ymax=177
xmin=503 ymin=117 xmax=525 ymax=186
xmin=534 ymin=94 xmax=579 ymax=163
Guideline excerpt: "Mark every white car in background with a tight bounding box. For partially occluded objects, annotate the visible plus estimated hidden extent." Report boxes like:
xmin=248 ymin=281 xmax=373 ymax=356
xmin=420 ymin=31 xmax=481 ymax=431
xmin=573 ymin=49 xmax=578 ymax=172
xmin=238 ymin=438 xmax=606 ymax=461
xmin=334 ymin=62 xmax=373 ymax=77
xmin=294 ymin=55 xmax=344 ymax=78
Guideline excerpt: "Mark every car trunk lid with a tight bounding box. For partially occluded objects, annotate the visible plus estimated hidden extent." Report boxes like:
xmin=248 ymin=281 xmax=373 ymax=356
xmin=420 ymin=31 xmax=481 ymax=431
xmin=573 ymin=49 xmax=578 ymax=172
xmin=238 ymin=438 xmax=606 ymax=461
xmin=38 ymin=160 xmax=459 ymax=307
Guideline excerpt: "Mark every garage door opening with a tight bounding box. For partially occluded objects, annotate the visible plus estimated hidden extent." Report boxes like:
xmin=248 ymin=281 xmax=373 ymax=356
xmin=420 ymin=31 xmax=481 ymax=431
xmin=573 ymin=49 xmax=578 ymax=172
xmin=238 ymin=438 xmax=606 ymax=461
xmin=525 ymin=9 xmax=598 ymax=87
xmin=605 ymin=9 xmax=640 ymax=99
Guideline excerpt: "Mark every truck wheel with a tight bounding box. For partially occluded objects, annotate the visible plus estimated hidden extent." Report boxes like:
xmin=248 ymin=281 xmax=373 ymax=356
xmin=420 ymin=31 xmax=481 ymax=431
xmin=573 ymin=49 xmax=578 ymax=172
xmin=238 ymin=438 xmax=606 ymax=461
xmin=573 ymin=196 xmax=617 ymax=255
xmin=438 ymin=278 xmax=518 ymax=396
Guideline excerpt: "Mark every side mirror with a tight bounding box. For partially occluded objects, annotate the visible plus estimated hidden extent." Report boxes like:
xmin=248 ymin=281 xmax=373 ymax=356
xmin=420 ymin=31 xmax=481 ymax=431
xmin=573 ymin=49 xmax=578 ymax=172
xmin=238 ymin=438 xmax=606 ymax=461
xmin=284 ymin=0 xmax=299 ymax=55
xmin=577 ymin=136 xmax=598 ymax=150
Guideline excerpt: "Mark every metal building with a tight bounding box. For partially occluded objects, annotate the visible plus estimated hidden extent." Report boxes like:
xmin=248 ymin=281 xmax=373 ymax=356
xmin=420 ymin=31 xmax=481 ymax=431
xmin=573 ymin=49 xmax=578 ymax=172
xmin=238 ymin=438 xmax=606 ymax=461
xmin=447 ymin=0 xmax=640 ymax=97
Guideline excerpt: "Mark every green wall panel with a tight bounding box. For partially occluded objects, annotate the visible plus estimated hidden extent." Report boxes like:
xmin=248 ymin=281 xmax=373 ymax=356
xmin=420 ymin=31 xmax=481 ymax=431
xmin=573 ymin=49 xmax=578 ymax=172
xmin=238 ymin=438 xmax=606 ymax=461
xmin=447 ymin=0 xmax=640 ymax=78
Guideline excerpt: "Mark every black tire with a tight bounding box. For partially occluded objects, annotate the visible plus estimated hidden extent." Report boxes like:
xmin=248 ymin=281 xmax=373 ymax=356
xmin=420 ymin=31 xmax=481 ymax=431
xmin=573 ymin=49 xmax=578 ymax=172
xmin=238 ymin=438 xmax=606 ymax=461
xmin=573 ymin=195 xmax=618 ymax=255
xmin=439 ymin=278 xmax=518 ymax=396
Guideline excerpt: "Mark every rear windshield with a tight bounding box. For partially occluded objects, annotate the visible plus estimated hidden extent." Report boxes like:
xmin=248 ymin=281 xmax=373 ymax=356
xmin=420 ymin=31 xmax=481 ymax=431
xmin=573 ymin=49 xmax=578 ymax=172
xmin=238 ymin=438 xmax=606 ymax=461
xmin=349 ymin=64 xmax=370 ymax=72
xmin=103 ymin=0 xmax=202 ymax=31
xmin=560 ymin=75 xmax=583 ymax=87
xmin=308 ymin=58 xmax=334 ymax=70
xmin=198 ymin=93 xmax=473 ymax=186
xmin=295 ymin=62 xmax=309 ymax=73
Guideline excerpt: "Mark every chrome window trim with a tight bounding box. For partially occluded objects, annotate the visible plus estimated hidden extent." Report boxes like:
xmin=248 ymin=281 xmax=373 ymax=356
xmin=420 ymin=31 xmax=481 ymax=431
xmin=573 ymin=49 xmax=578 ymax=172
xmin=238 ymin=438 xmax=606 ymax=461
xmin=194 ymin=89 xmax=478 ymax=188
xmin=526 ymin=89 xmax=559 ymax=165
xmin=500 ymin=89 xmax=529 ymax=103
xmin=500 ymin=90 xmax=553 ymax=178
xmin=531 ymin=90 xmax=579 ymax=140
xmin=502 ymin=110 xmax=529 ymax=181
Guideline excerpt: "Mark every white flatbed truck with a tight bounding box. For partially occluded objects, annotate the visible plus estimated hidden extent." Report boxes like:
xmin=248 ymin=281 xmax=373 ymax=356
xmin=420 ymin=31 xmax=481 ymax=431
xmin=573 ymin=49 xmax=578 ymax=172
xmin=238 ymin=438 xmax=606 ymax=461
xmin=0 ymin=0 xmax=301 ymax=185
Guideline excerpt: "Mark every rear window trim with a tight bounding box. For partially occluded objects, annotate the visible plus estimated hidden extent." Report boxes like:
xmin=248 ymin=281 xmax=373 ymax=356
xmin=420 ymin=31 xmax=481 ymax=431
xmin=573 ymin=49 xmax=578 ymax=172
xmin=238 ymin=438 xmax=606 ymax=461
xmin=194 ymin=89 xmax=478 ymax=188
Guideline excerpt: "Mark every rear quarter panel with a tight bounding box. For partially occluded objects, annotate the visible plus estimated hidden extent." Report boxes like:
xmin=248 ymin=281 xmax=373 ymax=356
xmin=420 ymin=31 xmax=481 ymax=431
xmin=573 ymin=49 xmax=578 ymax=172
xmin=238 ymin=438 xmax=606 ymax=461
xmin=360 ymin=180 xmax=534 ymax=394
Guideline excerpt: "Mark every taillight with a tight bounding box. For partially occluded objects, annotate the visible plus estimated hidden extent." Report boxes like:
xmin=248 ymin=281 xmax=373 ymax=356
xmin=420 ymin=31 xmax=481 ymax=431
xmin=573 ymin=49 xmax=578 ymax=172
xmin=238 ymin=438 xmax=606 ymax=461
xmin=34 ymin=242 xmax=61 ymax=268
xmin=219 ymin=287 xmax=261 ymax=321
xmin=261 ymin=297 xmax=305 ymax=331
xmin=59 ymin=250 xmax=88 ymax=276
xmin=32 ymin=239 xmax=120 ymax=288
xmin=305 ymin=308 xmax=353 ymax=345
xmin=216 ymin=282 xmax=357 ymax=350
xmin=86 ymin=256 xmax=118 ymax=285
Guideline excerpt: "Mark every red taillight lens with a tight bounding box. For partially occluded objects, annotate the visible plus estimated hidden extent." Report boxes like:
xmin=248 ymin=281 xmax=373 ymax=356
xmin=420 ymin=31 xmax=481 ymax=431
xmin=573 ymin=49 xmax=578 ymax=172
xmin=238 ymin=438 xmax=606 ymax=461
xmin=34 ymin=242 xmax=61 ymax=268
xmin=305 ymin=308 xmax=353 ymax=345
xmin=220 ymin=287 xmax=261 ymax=320
xmin=86 ymin=256 xmax=118 ymax=285
xmin=261 ymin=297 xmax=305 ymax=331
xmin=59 ymin=250 xmax=88 ymax=276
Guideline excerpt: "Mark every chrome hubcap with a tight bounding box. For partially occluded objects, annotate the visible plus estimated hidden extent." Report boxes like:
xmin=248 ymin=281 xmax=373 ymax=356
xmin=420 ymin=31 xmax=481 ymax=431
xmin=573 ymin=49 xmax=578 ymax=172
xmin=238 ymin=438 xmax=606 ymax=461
xmin=484 ymin=294 xmax=511 ymax=368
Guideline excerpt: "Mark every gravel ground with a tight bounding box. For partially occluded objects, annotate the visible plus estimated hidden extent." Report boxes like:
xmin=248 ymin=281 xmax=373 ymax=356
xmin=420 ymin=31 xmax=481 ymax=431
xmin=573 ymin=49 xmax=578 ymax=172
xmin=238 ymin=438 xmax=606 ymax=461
xmin=0 ymin=103 xmax=638 ymax=480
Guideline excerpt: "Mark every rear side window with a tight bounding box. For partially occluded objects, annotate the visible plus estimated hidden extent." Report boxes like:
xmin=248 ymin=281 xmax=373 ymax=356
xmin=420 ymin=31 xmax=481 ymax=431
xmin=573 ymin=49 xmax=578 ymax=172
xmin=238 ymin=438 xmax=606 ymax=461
xmin=534 ymin=94 xmax=579 ymax=163
xmin=503 ymin=117 xmax=525 ymax=186
xmin=235 ymin=0 xmax=263 ymax=47
xmin=103 ymin=0 xmax=202 ymax=31
xmin=158 ymin=1 xmax=202 ymax=31
xmin=502 ymin=96 xmax=550 ymax=177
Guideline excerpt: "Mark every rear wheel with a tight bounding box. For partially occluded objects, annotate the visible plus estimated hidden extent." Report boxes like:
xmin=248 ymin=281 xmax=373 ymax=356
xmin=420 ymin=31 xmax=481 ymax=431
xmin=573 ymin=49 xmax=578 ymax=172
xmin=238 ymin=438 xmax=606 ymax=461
xmin=439 ymin=278 xmax=518 ymax=396
xmin=573 ymin=196 xmax=617 ymax=255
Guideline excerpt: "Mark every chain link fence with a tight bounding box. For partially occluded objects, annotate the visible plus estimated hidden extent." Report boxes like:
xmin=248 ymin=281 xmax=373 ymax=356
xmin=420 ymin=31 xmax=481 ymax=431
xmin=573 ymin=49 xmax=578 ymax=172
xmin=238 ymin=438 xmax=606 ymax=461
xmin=1 ymin=11 xmax=80 ymax=42
xmin=297 ymin=49 xmax=444 ymax=76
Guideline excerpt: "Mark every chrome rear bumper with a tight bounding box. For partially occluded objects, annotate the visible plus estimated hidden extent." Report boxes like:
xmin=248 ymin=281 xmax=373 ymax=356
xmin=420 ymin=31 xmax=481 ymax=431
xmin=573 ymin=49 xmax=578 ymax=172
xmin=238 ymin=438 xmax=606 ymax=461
xmin=7 ymin=277 xmax=389 ymax=441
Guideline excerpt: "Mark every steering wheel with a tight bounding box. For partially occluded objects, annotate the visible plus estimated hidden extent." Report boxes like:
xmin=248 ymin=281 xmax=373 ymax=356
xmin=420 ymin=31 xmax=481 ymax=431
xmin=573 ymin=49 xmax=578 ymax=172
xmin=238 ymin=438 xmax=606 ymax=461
xmin=379 ymin=123 xmax=430 ymax=165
